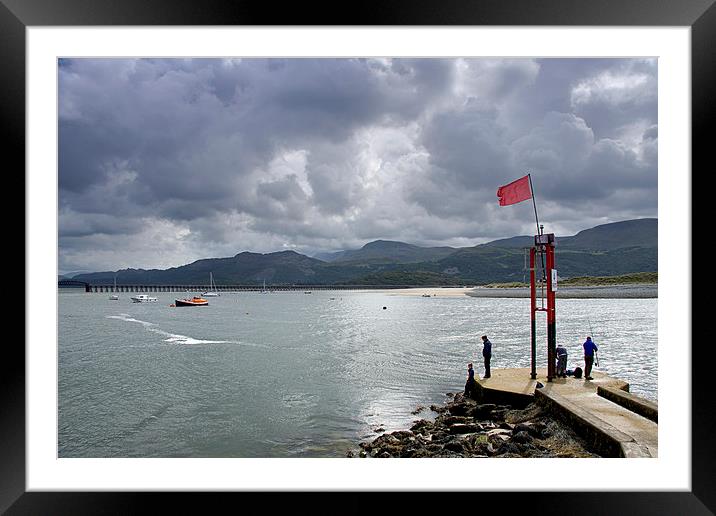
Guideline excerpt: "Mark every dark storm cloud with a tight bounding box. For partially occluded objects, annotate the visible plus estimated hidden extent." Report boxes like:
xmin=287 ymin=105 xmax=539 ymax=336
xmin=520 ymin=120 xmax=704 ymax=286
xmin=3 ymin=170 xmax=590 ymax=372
xmin=58 ymin=57 xmax=657 ymax=273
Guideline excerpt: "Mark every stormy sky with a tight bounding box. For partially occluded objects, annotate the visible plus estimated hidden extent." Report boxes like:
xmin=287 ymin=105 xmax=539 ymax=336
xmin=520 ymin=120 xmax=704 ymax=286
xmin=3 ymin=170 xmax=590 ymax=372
xmin=58 ymin=58 xmax=657 ymax=274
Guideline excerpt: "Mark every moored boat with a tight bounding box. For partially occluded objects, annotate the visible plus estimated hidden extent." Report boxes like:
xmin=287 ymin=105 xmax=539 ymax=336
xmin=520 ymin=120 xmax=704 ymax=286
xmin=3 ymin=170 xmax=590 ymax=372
xmin=131 ymin=294 xmax=157 ymax=303
xmin=175 ymin=296 xmax=209 ymax=307
xmin=202 ymin=272 xmax=220 ymax=297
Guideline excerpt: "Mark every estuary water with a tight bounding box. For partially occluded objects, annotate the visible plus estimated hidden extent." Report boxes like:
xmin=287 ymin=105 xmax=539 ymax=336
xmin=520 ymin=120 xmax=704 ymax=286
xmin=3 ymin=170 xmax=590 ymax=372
xmin=58 ymin=289 xmax=657 ymax=458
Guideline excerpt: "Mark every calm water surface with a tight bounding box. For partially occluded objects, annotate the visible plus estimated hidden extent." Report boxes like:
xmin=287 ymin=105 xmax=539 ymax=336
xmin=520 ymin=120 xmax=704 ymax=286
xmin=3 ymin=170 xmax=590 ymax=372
xmin=58 ymin=289 xmax=657 ymax=457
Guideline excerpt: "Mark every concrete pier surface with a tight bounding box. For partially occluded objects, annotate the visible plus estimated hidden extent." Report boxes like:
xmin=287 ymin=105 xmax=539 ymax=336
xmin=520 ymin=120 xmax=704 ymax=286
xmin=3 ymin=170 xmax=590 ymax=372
xmin=476 ymin=368 xmax=658 ymax=457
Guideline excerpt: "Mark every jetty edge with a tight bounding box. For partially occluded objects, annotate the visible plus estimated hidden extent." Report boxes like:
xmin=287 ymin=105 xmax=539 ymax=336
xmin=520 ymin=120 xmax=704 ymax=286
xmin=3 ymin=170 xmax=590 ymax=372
xmin=348 ymin=368 xmax=657 ymax=458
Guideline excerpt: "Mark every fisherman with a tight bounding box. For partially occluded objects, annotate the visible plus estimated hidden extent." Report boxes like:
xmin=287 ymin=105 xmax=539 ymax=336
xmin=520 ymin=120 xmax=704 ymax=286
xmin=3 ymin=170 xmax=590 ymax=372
xmin=556 ymin=344 xmax=568 ymax=378
xmin=583 ymin=336 xmax=598 ymax=380
xmin=464 ymin=363 xmax=477 ymax=399
xmin=481 ymin=335 xmax=492 ymax=378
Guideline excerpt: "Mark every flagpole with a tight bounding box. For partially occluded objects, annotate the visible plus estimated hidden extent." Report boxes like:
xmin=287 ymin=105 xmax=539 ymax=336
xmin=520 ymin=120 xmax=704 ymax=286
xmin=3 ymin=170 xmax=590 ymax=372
xmin=527 ymin=173 xmax=541 ymax=236
xmin=528 ymin=173 xmax=547 ymax=282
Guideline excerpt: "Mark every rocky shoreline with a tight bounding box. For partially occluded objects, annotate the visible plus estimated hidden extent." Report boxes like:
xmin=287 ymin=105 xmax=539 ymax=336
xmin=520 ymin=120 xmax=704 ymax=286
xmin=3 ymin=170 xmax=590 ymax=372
xmin=347 ymin=392 xmax=599 ymax=458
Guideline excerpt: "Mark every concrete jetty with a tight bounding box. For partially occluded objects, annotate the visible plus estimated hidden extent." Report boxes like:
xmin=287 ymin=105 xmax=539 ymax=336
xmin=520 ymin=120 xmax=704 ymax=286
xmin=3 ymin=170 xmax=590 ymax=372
xmin=474 ymin=368 xmax=658 ymax=458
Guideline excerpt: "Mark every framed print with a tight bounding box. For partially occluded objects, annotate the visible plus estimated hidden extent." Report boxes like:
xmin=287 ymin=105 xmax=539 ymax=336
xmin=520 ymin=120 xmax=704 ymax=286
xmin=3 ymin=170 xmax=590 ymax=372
xmin=5 ymin=0 xmax=712 ymax=513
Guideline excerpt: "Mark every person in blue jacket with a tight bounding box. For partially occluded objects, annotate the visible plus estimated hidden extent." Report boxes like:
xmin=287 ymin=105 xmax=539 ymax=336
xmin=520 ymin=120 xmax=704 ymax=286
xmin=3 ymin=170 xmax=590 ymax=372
xmin=583 ymin=336 xmax=598 ymax=380
xmin=481 ymin=335 xmax=492 ymax=378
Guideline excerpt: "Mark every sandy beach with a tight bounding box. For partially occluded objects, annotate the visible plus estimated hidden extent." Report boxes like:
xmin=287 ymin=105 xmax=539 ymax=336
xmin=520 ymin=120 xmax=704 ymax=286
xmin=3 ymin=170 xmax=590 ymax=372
xmin=369 ymin=287 xmax=476 ymax=297
xmin=365 ymin=285 xmax=657 ymax=299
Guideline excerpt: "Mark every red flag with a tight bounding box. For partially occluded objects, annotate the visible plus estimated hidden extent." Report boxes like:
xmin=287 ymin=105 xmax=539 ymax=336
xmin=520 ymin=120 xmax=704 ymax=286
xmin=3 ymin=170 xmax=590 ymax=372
xmin=497 ymin=175 xmax=532 ymax=206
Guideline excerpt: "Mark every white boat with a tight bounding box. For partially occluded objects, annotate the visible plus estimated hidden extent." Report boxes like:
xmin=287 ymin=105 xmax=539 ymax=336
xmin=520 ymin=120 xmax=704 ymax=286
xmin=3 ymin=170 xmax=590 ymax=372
xmin=261 ymin=279 xmax=269 ymax=293
xmin=131 ymin=294 xmax=157 ymax=303
xmin=109 ymin=275 xmax=119 ymax=300
xmin=202 ymin=272 xmax=220 ymax=297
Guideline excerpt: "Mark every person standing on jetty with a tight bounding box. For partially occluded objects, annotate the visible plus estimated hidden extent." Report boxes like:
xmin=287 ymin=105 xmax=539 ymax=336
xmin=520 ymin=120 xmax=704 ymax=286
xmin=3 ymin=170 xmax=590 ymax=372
xmin=583 ymin=336 xmax=598 ymax=380
xmin=556 ymin=344 xmax=568 ymax=378
xmin=481 ymin=335 xmax=492 ymax=378
xmin=464 ymin=363 xmax=477 ymax=398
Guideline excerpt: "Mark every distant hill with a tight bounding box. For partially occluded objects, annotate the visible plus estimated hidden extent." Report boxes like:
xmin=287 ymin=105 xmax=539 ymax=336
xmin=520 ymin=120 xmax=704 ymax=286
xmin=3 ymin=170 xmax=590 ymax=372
xmin=483 ymin=218 xmax=657 ymax=250
xmin=558 ymin=218 xmax=657 ymax=250
xmin=320 ymin=240 xmax=457 ymax=264
xmin=73 ymin=218 xmax=657 ymax=286
xmin=74 ymin=250 xmax=363 ymax=285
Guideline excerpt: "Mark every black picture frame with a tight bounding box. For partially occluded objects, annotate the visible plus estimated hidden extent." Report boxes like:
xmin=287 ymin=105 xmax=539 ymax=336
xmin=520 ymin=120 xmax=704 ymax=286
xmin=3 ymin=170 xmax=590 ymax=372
xmin=5 ymin=0 xmax=710 ymax=513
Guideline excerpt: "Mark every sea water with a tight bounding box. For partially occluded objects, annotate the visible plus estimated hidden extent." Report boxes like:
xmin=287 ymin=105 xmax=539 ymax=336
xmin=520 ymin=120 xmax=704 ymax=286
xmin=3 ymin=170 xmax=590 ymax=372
xmin=57 ymin=289 xmax=657 ymax=457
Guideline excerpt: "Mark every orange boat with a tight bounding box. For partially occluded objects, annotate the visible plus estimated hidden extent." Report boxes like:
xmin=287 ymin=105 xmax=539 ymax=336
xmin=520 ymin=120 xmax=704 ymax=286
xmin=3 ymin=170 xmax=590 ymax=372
xmin=174 ymin=296 xmax=209 ymax=307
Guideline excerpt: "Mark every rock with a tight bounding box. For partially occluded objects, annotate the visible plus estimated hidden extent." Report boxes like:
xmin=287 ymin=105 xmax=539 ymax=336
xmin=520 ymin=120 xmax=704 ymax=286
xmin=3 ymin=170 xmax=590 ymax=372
xmin=473 ymin=403 xmax=497 ymax=419
xmin=511 ymin=431 xmax=533 ymax=445
xmin=486 ymin=428 xmax=512 ymax=437
xmin=392 ymin=430 xmax=414 ymax=441
xmin=448 ymin=423 xmax=483 ymax=435
xmin=359 ymin=450 xmax=367 ymax=458
xmin=491 ymin=408 xmax=509 ymax=421
xmin=497 ymin=442 xmax=521 ymax=456
xmin=444 ymin=440 xmax=466 ymax=453
xmin=411 ymin=405 xmax=426 ymax=415
xmin=430 ymin=404 xmax=448 ymax=414
xmin=513 ymin=423 xmax=533 ymax=434
xmin=411 ymin=420 xmax=434 ymax=434
xmin=442 ymin=415 xmax=471 ymax=426
xmin=346 ymin=450 xmax=354 ymax=458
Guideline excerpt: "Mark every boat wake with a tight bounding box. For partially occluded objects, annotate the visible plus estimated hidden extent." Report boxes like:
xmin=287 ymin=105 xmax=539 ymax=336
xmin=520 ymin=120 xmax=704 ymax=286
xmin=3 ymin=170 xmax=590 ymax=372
xmin=106 ymin=314 xmax=265 ymax=347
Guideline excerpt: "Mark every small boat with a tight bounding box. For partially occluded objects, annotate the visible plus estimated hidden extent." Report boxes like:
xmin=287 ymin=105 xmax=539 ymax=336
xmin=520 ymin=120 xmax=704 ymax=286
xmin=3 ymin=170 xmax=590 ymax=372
xmin=175 ymin=296 xmax=209 ymax=307
xmin=131 ymin=294 xmax=158 ymax=303
xmin=202 ymin=272 xmax=220 ymax=297
xmin=304 ymin=291 xmax=312 ymax=294
xmin=261 ymin=279 xmax=269 ymax=293
xmin=421 ymin=294 xmax=432 ymax=297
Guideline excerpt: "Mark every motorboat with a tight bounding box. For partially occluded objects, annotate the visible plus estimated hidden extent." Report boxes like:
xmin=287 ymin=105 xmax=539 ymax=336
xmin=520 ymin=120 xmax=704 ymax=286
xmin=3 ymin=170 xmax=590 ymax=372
xmin=131 ymin=294 xmax=158 ymax=303
xmin=174 ymin=296 xmax=209 ymax=307
xmin=202 ymin=272 xmax=220 ymax=297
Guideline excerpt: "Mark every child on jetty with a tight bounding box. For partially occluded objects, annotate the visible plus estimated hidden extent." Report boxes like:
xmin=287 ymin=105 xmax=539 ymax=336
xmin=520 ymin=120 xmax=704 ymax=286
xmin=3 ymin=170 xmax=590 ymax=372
xmin=464 ymin=363 xmax=477 ymax=399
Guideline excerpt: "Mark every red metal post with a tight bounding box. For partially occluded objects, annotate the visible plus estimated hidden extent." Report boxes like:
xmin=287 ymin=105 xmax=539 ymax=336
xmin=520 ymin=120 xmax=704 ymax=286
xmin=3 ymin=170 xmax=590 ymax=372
xmin=530 ymin=247 xmax=537 ymax=379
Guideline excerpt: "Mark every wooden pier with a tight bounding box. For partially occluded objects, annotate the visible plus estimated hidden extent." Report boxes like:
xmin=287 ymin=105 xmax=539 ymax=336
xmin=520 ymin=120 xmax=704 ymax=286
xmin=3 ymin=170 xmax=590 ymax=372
xmin=58 ymin=280 xmax=427 ymax=293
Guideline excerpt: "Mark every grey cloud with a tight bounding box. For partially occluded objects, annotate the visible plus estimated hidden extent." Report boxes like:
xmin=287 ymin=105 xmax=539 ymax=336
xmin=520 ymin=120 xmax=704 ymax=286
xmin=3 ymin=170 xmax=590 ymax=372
xmin=58 ymin=57 xmax=657 ymax=273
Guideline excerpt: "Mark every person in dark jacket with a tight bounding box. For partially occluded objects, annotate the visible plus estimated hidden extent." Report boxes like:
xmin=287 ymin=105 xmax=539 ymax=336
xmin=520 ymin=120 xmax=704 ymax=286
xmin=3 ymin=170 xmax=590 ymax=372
xmin=583 ymin=336 xmax=598 ymax=380
xmin=481 ymin=335 xmax=492 ymax=378
xmin=556 ymin=344 xmax=568 ymax=378
xmin=464 ymin=363 xmax=477 ymax=398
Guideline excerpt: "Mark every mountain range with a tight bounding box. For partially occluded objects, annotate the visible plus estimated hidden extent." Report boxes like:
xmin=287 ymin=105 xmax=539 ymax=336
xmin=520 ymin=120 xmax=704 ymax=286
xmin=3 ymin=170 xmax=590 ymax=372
xmin=71 ymin=218 xmax=657 ymax=286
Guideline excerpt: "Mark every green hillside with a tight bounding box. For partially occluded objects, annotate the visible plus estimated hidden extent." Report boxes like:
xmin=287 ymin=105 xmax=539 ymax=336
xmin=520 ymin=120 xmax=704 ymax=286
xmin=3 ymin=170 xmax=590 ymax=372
xmin=73 ymin=218 xmax=658 ymax=286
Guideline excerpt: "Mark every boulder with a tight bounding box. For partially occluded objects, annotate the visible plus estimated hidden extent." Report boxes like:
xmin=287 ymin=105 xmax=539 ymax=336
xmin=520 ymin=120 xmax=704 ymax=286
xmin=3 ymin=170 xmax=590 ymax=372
xmin=511 ymin=431 xmax=533 ymax=445
xmin=486 ymin=428 xmax=512 ymax=437
xmin=444 ymin=440 xmax=466 ymax=453
xmin=448 ymin=423 xmax=483 ymax=435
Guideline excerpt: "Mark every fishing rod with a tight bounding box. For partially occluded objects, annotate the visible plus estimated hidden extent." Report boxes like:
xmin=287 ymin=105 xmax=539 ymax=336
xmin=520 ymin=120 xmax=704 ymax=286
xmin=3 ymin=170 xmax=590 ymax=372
xmin=588 ymin=318 xmax=600 ymax=367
